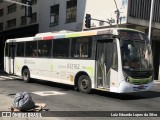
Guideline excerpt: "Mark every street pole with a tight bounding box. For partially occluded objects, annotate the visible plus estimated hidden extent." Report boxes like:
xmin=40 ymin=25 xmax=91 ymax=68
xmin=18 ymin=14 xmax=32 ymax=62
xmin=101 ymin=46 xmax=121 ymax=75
xmin=4 ymin=0 xmax=32 ymax=17
xmin=148 ymin=0 xmax=155 ymax=42
xmin=3 ymin=0 xmax=30 ymax=7
xmin=114 ymin=0 xmax=119 ymax=28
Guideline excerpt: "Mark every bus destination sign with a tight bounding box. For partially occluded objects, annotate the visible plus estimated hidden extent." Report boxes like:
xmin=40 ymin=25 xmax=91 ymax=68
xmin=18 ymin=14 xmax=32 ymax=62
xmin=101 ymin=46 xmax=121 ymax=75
xmin=118 ymin=30 xmax=148 ymax=41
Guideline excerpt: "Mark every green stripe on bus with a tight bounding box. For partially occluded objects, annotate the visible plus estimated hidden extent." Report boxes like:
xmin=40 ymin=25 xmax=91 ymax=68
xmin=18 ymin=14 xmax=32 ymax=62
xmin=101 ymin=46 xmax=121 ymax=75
xmin=86 ymin=67 xmax=94 ymax=76
xmin=51 ymin=64 xmax=54 ymax=72
xmin=128 ymin=76 xmax=153 ymax=84
xmin=66 ymin=33 xmax=80 ymax=38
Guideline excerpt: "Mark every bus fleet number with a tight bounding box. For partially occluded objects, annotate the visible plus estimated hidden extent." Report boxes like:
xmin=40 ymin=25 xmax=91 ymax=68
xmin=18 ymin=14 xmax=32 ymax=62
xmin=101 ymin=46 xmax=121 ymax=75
xmin=67 ymin=64 xmax=80 ymax=69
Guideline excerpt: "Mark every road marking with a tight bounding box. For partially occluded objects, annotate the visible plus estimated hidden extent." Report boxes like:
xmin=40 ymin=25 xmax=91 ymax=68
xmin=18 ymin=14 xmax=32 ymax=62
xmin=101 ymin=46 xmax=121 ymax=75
xmin=0 ymin=75 xmax=22 ymax=80
xmin=0 ymin=76 xmax=14 ymax=79
xmin=8 ymin=75 xmax=22 ymax=79
xmin=0 ymin=78 xmax=4 ymax=80
xmin=32 ymin=91 xmax=66 ymax=96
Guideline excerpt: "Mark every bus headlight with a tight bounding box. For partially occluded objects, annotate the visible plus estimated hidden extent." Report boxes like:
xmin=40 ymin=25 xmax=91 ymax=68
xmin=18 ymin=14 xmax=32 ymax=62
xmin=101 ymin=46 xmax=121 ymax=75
xmin=123 ymin=72 xmax=129 ymax=82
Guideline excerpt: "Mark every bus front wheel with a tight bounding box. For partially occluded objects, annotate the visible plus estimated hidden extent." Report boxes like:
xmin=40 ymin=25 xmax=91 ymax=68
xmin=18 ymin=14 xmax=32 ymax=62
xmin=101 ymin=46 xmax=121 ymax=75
xmin=22 ymin=68 xmax=31 ymax=83
xmin=78 ymin=75 xmax=91 ymax=94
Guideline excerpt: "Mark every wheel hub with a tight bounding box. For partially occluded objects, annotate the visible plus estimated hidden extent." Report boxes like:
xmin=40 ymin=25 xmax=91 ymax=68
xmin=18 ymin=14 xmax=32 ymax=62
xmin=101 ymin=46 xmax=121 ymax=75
xmin=81 ymin=79 xmax=89 ymax=89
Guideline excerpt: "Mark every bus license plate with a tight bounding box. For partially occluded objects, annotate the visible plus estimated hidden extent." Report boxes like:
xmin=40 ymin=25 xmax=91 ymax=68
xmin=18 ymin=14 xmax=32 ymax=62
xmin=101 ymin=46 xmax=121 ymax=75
xmin=133 ymin=85 xmax=146 ymax=91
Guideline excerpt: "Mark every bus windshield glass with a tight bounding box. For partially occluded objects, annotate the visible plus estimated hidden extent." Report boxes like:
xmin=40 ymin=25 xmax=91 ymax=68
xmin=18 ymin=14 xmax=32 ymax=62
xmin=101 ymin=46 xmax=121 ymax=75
xmin=119 ymin=30 xmax=153 ymax=71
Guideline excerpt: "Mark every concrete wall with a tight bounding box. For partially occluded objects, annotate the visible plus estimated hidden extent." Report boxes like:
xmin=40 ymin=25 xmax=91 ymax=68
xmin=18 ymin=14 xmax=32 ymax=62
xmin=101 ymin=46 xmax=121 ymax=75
xmin=128 ymin=17 xmax=160 ymax=29
xmin=127 ymin=0 xmax=160 ymax=29
xmin=38 ymin=0 xmax=128 ymax=32
xmin=85 ymin=0 xmax=128 ymax=29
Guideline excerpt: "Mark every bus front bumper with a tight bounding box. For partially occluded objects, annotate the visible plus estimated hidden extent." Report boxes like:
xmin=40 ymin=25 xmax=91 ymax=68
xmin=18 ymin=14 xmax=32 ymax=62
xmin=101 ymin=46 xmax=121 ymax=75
xmin=118 ymin=80 xmax=154 ymax=93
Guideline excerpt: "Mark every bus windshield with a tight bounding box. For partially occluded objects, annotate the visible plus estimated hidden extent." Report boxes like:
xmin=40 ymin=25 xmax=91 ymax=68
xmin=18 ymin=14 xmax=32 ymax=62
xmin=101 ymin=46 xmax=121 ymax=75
xmin=121 ymin=40 xmax=153 ymax=71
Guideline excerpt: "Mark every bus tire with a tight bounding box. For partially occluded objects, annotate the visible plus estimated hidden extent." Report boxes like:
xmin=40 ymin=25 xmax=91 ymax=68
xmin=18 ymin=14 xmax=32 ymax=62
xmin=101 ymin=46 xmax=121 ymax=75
xmin=22 ymin=68 xmax=31 ymax=83
xmin=78 ymin=75 xmax=91 ymax=94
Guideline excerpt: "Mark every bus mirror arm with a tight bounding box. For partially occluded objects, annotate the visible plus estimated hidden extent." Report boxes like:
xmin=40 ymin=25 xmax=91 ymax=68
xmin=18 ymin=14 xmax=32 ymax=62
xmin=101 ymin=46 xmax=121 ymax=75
xmin=113 ymin=35 xmax=121 ymax=39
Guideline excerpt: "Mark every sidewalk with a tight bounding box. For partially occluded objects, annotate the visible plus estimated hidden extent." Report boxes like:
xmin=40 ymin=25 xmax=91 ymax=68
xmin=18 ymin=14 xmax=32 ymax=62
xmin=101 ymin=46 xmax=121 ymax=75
xmin=0 ymin=94 xmax=12 ymax=111
xmin=0 ymin=94 xmax=61 ymax=120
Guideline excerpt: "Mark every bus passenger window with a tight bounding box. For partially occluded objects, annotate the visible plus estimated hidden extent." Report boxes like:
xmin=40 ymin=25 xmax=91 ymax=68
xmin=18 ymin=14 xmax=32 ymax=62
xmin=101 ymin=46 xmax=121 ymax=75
xmin=52 ymin=39 xmax=70 ymax=58
xmin=25 ymin=41 xmax=37 ymax=57
xmin=71 ymin=37 xmax=92 ymax=58
xmin=38 ymin=40 xmax=52 ymax=57
xmin=17 ymin=42 xmax=24 ymax=57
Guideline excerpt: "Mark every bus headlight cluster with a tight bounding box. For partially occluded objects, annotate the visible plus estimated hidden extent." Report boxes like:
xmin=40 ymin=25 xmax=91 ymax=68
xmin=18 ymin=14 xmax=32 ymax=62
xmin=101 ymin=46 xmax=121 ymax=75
xmin=123 ymin=72 xmax=129 ymax=82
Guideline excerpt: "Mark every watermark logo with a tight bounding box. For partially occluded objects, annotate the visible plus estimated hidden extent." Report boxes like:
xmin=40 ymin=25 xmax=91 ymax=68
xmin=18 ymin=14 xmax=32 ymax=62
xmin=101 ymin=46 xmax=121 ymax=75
xmin=1 ymin=112 xmax=42 ymax=118
xmin=2 ymin=112 xmax=11 ymax=117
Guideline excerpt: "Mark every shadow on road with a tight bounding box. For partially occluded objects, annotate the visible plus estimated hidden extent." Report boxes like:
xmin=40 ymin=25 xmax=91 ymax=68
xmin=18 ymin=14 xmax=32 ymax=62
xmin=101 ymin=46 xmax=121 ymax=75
xmin=29 ymin=79 xmax=160 ymax=100
xmin=32 ymin=79 xmax=74 ymax=91
xmin=91 ymin=90 xmax=160 ymax=100
xmin=1 ymin=72 xmax=160 ymax=101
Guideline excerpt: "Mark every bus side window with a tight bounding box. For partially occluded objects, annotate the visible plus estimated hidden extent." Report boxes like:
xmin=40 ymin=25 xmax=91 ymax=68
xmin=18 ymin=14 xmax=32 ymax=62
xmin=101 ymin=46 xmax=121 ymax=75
xmin=71 ymin=37 xmax=92 ymax=58
xmin=52 ymin=39 xmax=70 ymax=58
xmin=25 ymin=41 xmax=37 ymax=57
xmin=17 ymin=42 xmax=25 ymax=57
xmin=38 ymin=40 xmax=52 ymax=57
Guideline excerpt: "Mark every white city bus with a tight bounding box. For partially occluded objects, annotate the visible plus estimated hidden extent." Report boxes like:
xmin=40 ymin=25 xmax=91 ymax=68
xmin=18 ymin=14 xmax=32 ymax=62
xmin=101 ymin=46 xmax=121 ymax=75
xmin=4 ymin=28 xmax=154 ymax=93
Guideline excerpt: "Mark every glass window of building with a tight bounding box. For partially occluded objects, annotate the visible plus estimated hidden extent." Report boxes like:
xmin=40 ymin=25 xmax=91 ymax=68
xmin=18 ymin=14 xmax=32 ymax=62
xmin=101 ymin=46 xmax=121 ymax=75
xmin=21 ymin=16 xmax=27 ymax=25
xmin=8 ymin=4 xmax=16 ymax=14
xmin=0 ymin=9 xmax=4 ymax=17
xmin=31 ymin=0 xmax=37 ymax=5
xmin=30 ymin=12 xmax=37 ymax=23
xmin=21 ymin=0 xmax=26 ymax=9
xmin=7 ymin=19 xmax=16 ymax=28
xmin=66 ymin=0 xmax=77 ymax=23
xmin=0 ymin=0 xmax=3 ymax=3
xmin=0 ymin=23 xmax=3 ymax=31
xmin=50 ymin=4 xmax=59 ymax=26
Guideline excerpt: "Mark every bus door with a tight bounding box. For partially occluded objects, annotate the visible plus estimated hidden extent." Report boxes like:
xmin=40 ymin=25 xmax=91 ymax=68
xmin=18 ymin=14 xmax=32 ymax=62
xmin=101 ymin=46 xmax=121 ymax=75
xmin=96 ymin=39 xmax=118 ymax=89
xmin=8 ymin=42 xmax=16 ymax=74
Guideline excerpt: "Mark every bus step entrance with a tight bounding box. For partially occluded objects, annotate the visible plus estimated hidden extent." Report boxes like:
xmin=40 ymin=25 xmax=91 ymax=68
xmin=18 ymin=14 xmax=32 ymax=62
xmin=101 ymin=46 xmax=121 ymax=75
xmin=97 ymin=77 xmax=103 ymax=88
xmin=97 ymin=77 xmax=110 ymax=89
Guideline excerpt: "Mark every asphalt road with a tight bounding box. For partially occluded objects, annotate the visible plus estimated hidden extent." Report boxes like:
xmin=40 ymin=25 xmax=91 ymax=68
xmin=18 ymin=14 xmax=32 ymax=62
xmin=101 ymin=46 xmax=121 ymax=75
xmin=0 ymin=74 xmax=160 ymax=120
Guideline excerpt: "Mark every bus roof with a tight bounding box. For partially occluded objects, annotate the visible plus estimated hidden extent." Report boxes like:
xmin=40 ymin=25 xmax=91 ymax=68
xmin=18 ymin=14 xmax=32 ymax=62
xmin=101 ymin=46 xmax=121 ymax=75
xmin=6 ymin=37 xmax=34 ymax=43
xmin=34 ymin=28 xmax=145 ymax=40
xmin=6 ymin=28 xmax=146 ymax=42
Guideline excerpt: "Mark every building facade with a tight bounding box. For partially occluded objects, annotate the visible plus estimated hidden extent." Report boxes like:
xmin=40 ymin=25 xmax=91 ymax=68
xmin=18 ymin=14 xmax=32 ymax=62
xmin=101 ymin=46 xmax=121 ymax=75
xmin=0 ymin=0 xmax=39 ymax=37
xmin=0 ymin=0 xmax=160 ymax=79
xmin=38 ymin=0 xmax=128 ymax=32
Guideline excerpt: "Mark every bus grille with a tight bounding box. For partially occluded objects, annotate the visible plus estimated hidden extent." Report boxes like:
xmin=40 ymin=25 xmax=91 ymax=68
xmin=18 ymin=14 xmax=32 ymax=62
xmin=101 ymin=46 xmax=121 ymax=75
xmin=130 ymin=71 xmax=153 ymax=79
